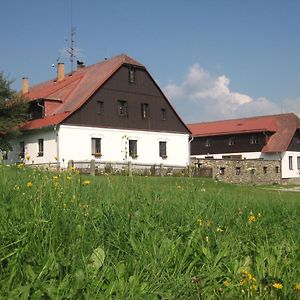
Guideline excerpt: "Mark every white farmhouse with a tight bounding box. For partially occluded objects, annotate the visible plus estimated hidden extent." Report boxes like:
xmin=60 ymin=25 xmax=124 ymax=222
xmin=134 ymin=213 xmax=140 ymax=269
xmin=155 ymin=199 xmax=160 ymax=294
xmin=7 ymin=54 xmax=190 ymax=168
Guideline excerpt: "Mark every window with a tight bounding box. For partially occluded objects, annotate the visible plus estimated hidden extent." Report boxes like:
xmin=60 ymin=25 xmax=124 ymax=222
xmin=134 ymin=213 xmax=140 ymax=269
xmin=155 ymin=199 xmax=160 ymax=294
xmin=236 ymin=167 xmax=241 ymax=175
xmin=263 ymin=166 xmax=267 ymax=174
xmin=91 ymin=138 xmax=101 ymax=157
xmin=289 ymin=156 xmax=293 ymax=170
xmin=129 ymin=67 xmax=135 ymax=84
xmin=250 ymin=135 xmax=258 ymax=144
xmin=228 ymin=137 xmax=235 ymax=146
xmin=297 ymin=156 xmax=300 ymax=170
xmin=38 ymin=139 xmax=44 ymax=157
xmin=161 ymin=108 xmax=166 ymax=120
xmin=118 ymin=100 xmax=128 ymax=116
xmin=129 ymin=140 xmax=138 ymax=158
xmin=141 ymin=103 xmax=149 ymax=119
xmin=19 ymin=141 xmax=25 ymax=159
xmin=159 ymin=141 xmax=167 ymax=159
xmin=97 ymin=101 xmax=104 ymax=114
xmin=275 ymin=166 xmax=280 ymax=173
xmin=219 ymin=167 xmax=225 ymax=175
xmin=205 ymin=139 xmax=211 ymax=147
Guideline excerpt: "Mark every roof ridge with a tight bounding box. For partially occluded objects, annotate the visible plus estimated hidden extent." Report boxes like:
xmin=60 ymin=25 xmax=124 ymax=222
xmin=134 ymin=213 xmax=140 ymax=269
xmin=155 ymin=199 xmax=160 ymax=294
xmin=188 ymin=112 xmax=298 ymax=126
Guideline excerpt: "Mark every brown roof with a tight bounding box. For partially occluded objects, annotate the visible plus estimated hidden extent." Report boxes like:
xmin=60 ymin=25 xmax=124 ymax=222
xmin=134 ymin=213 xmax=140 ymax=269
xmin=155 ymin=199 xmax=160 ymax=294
xmin=188 ymin=113 xmax=300 ymax=153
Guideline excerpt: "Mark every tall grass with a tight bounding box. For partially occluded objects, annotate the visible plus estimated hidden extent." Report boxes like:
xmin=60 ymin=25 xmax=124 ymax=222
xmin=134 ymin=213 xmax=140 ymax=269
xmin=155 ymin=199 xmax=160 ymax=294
xmin=0 ymin=165 xmax=300 ymax=299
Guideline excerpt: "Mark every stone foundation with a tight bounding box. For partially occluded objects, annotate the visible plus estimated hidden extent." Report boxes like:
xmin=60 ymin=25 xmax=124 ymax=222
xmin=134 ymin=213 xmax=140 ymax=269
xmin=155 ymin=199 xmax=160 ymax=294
xmin=191 ymin=158 xmax=281 ymax=185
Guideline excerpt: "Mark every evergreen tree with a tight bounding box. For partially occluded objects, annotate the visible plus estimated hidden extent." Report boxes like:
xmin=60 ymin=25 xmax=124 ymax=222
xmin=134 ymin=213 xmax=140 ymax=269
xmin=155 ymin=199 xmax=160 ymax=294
xmin=0 ymin=72 xmax=28 ymax=152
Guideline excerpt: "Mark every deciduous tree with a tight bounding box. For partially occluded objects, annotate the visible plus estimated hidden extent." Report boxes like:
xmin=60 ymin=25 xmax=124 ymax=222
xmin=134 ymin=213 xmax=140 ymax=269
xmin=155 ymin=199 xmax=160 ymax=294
xmin=0 ymin=72 xmax=28 ymax=152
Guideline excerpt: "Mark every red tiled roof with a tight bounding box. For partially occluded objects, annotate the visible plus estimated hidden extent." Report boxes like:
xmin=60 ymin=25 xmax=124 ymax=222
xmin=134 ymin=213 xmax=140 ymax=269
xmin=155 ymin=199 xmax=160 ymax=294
xmin=188 ymin=113 xmax=300 ymax=153
xmin=22 ymin=54 xmax=145 ymax=129
xmin=20 ymin=112 xmax=71 ymax=130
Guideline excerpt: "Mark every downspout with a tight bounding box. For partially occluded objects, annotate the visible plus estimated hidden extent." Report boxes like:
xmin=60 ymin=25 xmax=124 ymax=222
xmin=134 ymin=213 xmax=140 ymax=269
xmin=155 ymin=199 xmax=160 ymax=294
xmin=276 ymin=151 xmax=283 ymax=185
xmin=54 ymin=125 xmax=60 ymax=169
xmin=188 ymin=136 xmax=194 ymax=167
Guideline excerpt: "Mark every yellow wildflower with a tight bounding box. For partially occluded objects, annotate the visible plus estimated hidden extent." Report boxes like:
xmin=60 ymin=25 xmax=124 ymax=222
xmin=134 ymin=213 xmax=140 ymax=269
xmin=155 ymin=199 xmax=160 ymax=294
xmin=196 ymin=218 xmax=203 ymax=226
xmin=27 ymin=182 xmax=33 ymax=188
xmin=14 ymin=185 xmax=20 ymax=190
xmin=248 ymin=213 xmax=256 ymax=223
xmin=82 ymin=180 xmax=90 ymax=186
xmin=216 ymin=226 xmax=224 ymax=232
xmin=273 ymin=283 xmax=283 ymax=289
xmin=223 ymin=279 xmax=231 ymax=287
xmin=295 ymin=283 xmax=300 ymax=292
xmin=53 ymin=175 xmax=59 ymax=180
xmin=26 ymin=155 xmax=30 ymax=161
xmin=66 ymin=176 xmax=72 ymax=180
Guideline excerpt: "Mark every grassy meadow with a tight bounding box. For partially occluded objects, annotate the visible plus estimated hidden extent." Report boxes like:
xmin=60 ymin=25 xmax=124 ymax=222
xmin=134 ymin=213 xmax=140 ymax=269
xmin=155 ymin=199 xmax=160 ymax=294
xmin=0 ymin=164 xmax=300 ymax=299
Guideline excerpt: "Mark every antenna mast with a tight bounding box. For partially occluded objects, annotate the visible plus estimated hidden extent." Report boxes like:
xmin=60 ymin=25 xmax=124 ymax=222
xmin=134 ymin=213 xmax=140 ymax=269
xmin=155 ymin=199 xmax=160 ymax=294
xmin=66 ymin=0 xmax=75 ymax=73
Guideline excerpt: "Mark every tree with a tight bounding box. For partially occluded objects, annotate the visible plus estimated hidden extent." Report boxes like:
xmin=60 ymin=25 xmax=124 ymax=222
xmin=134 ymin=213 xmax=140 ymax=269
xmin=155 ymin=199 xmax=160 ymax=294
xmin=0 ymin=72 xmax=28 ymax=152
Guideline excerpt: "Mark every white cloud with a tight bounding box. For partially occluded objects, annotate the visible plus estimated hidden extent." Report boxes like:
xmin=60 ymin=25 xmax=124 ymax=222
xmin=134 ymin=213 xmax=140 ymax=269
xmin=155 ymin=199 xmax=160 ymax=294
xmin=163 ymin=63 xmax=300 ymax=123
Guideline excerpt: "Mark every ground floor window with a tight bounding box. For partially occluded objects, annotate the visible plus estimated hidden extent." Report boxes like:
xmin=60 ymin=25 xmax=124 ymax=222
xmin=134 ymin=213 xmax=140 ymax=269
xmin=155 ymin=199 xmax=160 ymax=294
xmin=235 ymin=167 xmax=241 ymax=175
xmin=159 ymin=141 xmax=167 ymax=159
xmin=91 ymin=138 xmax=101 ymax=157
xmin=289 ymin=156 xmax=293 ymax=170
xmin=38 ymin=139 xmax=44 ymax=157
xmin=220 ymin=167 xmax=225 ymax=175
xmin=129 ymin=140 xmax=138 ymax=158
xmin=297 ymin=156 xmax=300 ymax=170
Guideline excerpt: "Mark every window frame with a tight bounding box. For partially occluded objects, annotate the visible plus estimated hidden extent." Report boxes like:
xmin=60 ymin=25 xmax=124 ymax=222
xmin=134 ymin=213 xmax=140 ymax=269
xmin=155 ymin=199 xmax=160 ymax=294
xmin=250 ymin=135 xmax=258 ymax=144
xmin=118 ymin=100 xmax=128 ymax=117
xmin=205 ymin=138 xmax=211 ymax=147
xmin=161 ymin=108 xmax=167 ymax=121
xmin=129 ymin=139 xmax=138 ymax=158
xmin=38 ymin=139 xmax=44 ymax=157
xmin=97 ymin=101 xmax=104 ymax=115
xmin=141 ymin=103 xmax=149 ymax=119
xmin=128 ymin=67 xmax=136 ymax=84
xmin=228 ymin=137 xmax=235 ymax=146
xmin=159 ymin=141 xmax=167 ymax=159
xmin=288 ymin=156 xmax=293 ymax=170
xmin=91 ymin=138 xmax=102 ymax=157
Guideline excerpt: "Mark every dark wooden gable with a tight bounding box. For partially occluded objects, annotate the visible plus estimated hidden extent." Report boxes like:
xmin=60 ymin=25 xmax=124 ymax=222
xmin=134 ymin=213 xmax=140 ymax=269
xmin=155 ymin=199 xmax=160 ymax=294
xmin=62 ymin=65 xmax=188 ymax=133
xmin=191 ymin=132 xmax=268 ymax=155
xmin=287 ymin=129 xmax=300 ymax=151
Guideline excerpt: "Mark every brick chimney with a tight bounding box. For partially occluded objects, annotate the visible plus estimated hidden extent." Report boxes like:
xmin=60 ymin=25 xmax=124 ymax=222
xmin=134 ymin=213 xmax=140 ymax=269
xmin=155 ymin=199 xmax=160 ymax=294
xmin=22 ymin=77 xmax=29 ymax=94
xmin=57 ymin=63 xmax=65 ymax=82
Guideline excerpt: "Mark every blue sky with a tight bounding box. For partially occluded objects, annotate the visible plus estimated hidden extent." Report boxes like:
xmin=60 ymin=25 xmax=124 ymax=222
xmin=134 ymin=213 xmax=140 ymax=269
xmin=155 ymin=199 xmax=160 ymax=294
xmin=1 ymin=0 xmax=300 ymax=122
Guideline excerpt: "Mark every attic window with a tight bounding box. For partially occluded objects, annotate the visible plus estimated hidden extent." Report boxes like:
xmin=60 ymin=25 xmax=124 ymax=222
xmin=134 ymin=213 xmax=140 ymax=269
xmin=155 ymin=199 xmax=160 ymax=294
xmin=129 ymin=67 xmax=135 ymax=84
xmin=228 ymin=137 xmax=235 ymax=146
xmin=250 ymin=135 xmax=258 ymax=144
xmin=205 ymin=138 xmax=211 ymax=147
xmin=161 ymin=108 xmax=167 ymax=121
xmin=118 ymin=100 xmax=128 ymax=116
xmin=97 ymin=101 xmax=104 ymax=114
xmin=141 ymin=103 xmax=149 ymax=119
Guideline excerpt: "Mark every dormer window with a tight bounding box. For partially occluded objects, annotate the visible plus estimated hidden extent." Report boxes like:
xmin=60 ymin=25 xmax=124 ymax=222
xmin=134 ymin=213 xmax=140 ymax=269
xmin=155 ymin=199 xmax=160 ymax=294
xmin=129 ymin=67 xmax=135 ymax=84
xmin=28 ymin=100 xmax=45 ymax=120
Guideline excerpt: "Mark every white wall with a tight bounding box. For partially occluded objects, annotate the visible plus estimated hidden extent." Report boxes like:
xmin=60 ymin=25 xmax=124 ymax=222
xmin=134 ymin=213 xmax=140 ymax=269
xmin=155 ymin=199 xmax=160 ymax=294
xmin=58 ymin=125 xmax=190 ymax=167
xmin=281 ymin=151 xmax=300 ymax=178
xmin=7 ymin=129 xmax=57 ymax=165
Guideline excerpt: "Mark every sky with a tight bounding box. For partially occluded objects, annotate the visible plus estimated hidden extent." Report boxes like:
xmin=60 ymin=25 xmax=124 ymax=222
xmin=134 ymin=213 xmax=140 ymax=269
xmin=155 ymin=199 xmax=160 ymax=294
xmin=1 ymin=0 xmax=300 ymax=123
